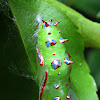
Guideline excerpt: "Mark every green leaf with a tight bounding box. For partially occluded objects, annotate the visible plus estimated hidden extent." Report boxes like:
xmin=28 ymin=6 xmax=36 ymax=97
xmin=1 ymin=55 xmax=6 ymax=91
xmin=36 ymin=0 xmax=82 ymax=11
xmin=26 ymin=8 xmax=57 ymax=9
xmin=86 ymin=49 xmax=100 ymax=88
xmin=9 ymin=0 xmax=98 ymax=100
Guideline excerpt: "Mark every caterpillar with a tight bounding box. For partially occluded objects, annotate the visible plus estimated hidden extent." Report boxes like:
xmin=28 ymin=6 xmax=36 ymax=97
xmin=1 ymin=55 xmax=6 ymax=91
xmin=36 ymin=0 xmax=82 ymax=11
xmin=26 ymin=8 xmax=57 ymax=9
xmin=36 ymin=19 xmax=74 ymax=100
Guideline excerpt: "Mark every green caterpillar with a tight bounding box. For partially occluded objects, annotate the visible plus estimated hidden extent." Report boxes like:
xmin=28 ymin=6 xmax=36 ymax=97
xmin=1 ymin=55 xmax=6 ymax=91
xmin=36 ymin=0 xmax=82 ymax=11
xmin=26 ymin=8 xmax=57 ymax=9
xmin=36 ymin=19 xmax=74 ymax=100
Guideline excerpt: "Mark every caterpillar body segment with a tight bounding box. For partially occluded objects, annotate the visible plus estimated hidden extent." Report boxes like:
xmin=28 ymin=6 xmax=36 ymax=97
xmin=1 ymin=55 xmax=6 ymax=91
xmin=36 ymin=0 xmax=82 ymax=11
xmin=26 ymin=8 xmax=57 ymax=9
xmin=36 ymin=20 xmax=74 ymax=100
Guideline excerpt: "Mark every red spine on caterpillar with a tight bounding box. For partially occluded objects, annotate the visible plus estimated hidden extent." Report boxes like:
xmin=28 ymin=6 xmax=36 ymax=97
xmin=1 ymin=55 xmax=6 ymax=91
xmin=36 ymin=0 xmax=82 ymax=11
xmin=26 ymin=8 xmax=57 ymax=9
xmin=36 ymin=46 xmax=44 ymax=66
xmin=45 ymin=22 xmax=49 ymax=27
xmin=48 ymin=32 xmax=51 ymax=35
xmin=40 ymin=71 xmax=48 ymax=100
xmin=67 ymin=52 xmax=71 ymax=59
xmin=66 ymin=94 xmax=71 ymax=99
xmin=64 ymin=57 xmax=74 ymax=65
xmin=49 ymin=19 xmax=52 ymax=22
xmin=59 ymin=37 xmax=69 ymax=43
xmin=54 ymin=21 xmax=60 ymax=26
xmin=42 ymin=20 xmax=45 ymax=23
xmin=58 ymin=30 xmax=61 ymax=33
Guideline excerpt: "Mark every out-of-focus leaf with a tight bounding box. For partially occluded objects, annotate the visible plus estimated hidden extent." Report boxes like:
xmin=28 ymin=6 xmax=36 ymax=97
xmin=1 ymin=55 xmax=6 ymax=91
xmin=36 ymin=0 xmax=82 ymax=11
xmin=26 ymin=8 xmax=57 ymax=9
xmin=64 ymin=0 xmax=100 ymax=21
xmin=96 ymin=11 xmax=100 ymax=19
xmin=86 ymin=49 xmax=100 ymax=88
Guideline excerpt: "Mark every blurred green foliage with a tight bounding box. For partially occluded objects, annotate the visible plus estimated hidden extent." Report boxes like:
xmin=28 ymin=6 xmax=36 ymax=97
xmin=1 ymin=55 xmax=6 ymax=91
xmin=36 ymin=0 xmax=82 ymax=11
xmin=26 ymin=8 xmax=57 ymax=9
xmin=58 ymin=0 xmax=100 ymax=22
xmin=86 ymin=49 xmax=100 ymax=88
